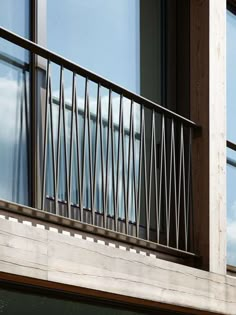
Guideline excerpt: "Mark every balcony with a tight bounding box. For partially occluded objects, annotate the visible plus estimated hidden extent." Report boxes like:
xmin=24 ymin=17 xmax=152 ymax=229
xmin=0 ymin=27 xmax=200 ymax=264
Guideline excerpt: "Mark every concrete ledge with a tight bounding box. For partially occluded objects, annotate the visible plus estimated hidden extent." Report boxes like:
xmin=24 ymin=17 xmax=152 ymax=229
xmin=0 ymin=217 xmax=235 ymax=314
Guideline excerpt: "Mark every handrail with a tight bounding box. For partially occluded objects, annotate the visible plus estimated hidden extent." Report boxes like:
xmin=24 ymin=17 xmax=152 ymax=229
xmin=0 ymin=27 xmax=199 ymax=129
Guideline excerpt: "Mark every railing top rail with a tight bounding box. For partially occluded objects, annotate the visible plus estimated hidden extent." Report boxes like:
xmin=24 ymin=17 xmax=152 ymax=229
xmin=1 ymin=27 xmax=199 ymax=128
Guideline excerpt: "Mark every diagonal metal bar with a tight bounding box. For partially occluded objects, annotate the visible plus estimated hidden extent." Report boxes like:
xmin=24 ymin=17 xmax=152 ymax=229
xmin=92 ymin=84 xmax=101 ymax=224
xmin=68 ymin=73 xmax=77 ymax=218
xmin=87 ymin=87 xmax=94 ymax=223
xmin=177 ymin=123 xmax=184 ymax=249
xmin=41 ymin=60 xmax=50 ymax=211
xmin=74 ymin=79 xmax=83 ymax=220
xmin=137 ymin=106 xmax=144 ymax=238
xmin=142 ymin=111 xmax=148 ymax=240
xmin=131 ymin=103 xmax=138 ymax=236
xmin=121 ymin=100 xmax=128 ymax=234
xmin=81 ymin=78 xmax=89 ymax=222
xmin=23 ymin=69 xmax=31 ymax=204
xmin=147 ymin=110 xmax=155 ymax=241
xmin=163 ymin=118 xmax=168 ymax=247
xmin=48 ymin=74 xmax=57 ymax=212
xmin=153 ymin=112 xmax=159 ymax=244
xmin=61 ymin=71 xmax=70 ymax=217
xmin=110 ymin=96 xmax=117 ymax=229
xmin=167 ymin=119 xmax=175 ymax=247
xmin=55 ymin=67 xmax=64 ymax=215
xmin=98 ymin=93 xmax=106 ymax=227
xmin=158 ymin=114 xmax=165 ymax=244
xmin=172 ymin=120 xmax=178 ymax=249
xmin=186 ymin=127 xmax=192 ymax=252
xmin=127 ymin=100 xmax=133 ymax=231
xmin=115 ymin=94 xmax=123 ymax=231
xmin=181 ymin=125 xmax=187 ymax=251
xmin=104 ymin=89 xmax=113 ymax=227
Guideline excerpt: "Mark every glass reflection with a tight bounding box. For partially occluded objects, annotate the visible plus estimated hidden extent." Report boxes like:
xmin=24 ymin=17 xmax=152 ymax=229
xmin=227 ymin=149 xmax=236 ymax=265
xmin=0 ymin=0 xmax=29 ymax=38
xmin=47 ymin=0 xmax=162 ymax=105
xmin=0 ymin=0 xmax=30 ymax=205
xmin=0 ymin=41 xmax=30 ymax=205
xmin=227 ymin=10 xmax=236 ymax=143
xmin=227 ymin=9 xmax=236 ymax=265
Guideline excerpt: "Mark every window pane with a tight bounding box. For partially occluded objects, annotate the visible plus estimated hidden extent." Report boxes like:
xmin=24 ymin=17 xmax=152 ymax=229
xmin=0 ymin=1 xmax=30 ymax=205
xmin=227 ymin=10 xmax=236 ymax=143
xmin=0 ymin=0 xmax=30 ymax=38
xmin=227 ymin=148 xmax=236 ymax=265
xmin=0 ymin=287 xmax=191 ymax=315
xmin=47 ymin=0 xmax=162 ymax=104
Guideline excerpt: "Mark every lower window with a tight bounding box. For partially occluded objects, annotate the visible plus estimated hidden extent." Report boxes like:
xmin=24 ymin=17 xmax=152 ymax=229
xmin=0 ymin=286 xmax=188 ymax=315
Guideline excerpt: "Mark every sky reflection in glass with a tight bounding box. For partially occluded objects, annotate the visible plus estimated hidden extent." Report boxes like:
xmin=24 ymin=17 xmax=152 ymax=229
xmin=227 ymin=9 xmax=236 ymax=266
xmin=47 ymin=0 xmax=140 ymax=94
xmin=0 ymin=1 xmax=30 ymax=205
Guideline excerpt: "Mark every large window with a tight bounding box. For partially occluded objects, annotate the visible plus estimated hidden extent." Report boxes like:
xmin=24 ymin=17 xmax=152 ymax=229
xmin=0 ymin=0 xmax=30 ymax=205
xmin=46 ymin=0 xmax=190 ymax=112
xmin=227 ymin=7 xmax=236 ymax=266
xmin=0 ymin=286 xmax=192 ymax=315
xmin=46 ymin=0 xmax=163 ymax=105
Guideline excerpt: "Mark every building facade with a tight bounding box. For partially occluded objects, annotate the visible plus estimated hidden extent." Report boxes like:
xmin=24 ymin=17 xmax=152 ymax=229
xmin=0 ymin=0 xmax=235 ymax=314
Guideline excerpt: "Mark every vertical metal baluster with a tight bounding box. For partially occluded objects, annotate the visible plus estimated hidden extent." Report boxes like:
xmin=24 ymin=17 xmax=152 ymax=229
xmin=61 ymin=72 xmax=70 ymax=217
xmin=68 ymin=73 xmax=76 ymax=219
xmin=181 ymin=125 xmax=187 ymax=251
xmin=143 ymin=115 xmax=148 ymax=238
xmin=186 ymin=127 xmax=192 ymax=252
xmin=87 ymin=89 xmax=94 ymax=223
xmin=177 ymin=123 xmax=184 ymax=249
xmin=121 ymin=100 xmax=128 ymax=234
xmin=158 ymin=114 xmax=165 ymax=243
xmin=127 ymin=101 xmax=133 ymax=233
xmin=131 ymin=103 xmax=138 ymax=236
xmin=92 ymin=84 xmax=101 ymax=225
xmin=147 ymin=110 xmax=155 ymax=241
xmin=137 ymin=106 xmax=144 ymax=238
xmin=49 ymin=75 xmax=57 ymax=212
xmin=99 ymin=94 xmax=106 ymax=227
xmin=152 ymin=112 xmax=159 ymax=243
xmin=81 ymin=78 xmax=89 ymax=222
xmin=115 ymin=95 xmax=123 ymax=232
xmin=74 ymin=80 xmax=82 ymax=221
xmin=41 ymin=60 xmax=50 ymax=211
xmin=104 ymin=89 xmax=112 ymax=227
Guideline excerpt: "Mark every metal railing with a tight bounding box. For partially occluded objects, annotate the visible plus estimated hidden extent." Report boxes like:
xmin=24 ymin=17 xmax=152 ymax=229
xmin=0 ymin=27 xmax=200 ymax=256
